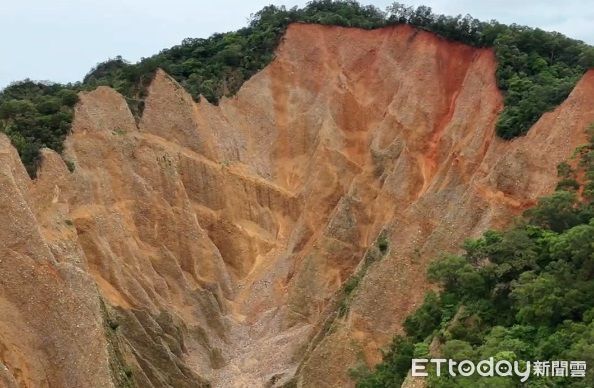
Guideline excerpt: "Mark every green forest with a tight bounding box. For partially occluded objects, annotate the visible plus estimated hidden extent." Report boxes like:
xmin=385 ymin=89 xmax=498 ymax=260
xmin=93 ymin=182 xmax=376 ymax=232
xmin=356 ymin=126 xmax=594 ymax=387
xmin=1 ymin=1 xmax=593 ymax=176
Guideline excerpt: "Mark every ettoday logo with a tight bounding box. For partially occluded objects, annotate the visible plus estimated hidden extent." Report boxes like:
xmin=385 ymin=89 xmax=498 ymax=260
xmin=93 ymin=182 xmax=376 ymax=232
xmin=412 ymin=358 xmax=587 ymax=382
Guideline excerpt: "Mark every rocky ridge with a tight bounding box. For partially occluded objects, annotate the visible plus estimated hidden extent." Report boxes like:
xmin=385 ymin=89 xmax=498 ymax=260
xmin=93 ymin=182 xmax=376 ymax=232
xmin=1 ymin=23 xmax=594 ymax=387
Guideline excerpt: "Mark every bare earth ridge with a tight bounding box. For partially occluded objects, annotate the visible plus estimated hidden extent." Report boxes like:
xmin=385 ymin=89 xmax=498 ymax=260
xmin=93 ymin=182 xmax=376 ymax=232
xmin=1 ymin=24 xmax=594 ymax=387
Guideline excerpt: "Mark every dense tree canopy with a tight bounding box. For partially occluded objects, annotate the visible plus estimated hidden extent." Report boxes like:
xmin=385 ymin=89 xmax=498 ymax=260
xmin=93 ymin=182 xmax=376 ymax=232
xmin=1 ymin=1 xmax=593 ymax=175
xmin=356 ymin=125 xmax=594 ymax=387
xmin=0 ymin=80 xmax=79 ymax=176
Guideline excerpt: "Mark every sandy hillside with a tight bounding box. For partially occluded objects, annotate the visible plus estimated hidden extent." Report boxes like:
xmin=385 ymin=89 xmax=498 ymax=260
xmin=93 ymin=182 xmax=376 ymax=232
xmin=1 ymin=23 xmax=594 ymax=387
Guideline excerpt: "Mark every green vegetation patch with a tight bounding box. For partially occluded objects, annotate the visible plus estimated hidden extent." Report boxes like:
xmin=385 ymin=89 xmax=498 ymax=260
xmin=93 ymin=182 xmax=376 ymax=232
xmin=0 ymin=80 xmax=79 ymax=176
xmin=357 ymin=125 xmax=594 ymax=387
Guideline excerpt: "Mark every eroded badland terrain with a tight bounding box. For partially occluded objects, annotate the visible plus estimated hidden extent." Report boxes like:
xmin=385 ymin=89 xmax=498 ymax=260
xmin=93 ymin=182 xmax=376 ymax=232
xmin=1 ymin=24 xmax=594 ymax=387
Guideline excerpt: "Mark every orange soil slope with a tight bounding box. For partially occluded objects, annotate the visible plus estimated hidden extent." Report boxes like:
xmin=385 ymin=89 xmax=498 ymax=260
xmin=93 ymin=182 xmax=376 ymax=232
xmin=0 ymin=23 xmax=593 ymax=387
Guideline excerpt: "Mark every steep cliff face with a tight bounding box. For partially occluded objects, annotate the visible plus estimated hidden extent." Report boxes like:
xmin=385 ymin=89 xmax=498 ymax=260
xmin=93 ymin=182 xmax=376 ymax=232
xmin=1 ymin=24 xmax=594 ymax=387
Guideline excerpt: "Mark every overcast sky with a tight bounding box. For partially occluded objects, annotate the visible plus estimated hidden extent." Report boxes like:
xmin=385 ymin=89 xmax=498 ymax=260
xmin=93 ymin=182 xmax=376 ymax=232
xmin=1 ymin=0 xmax=593 ymax=89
